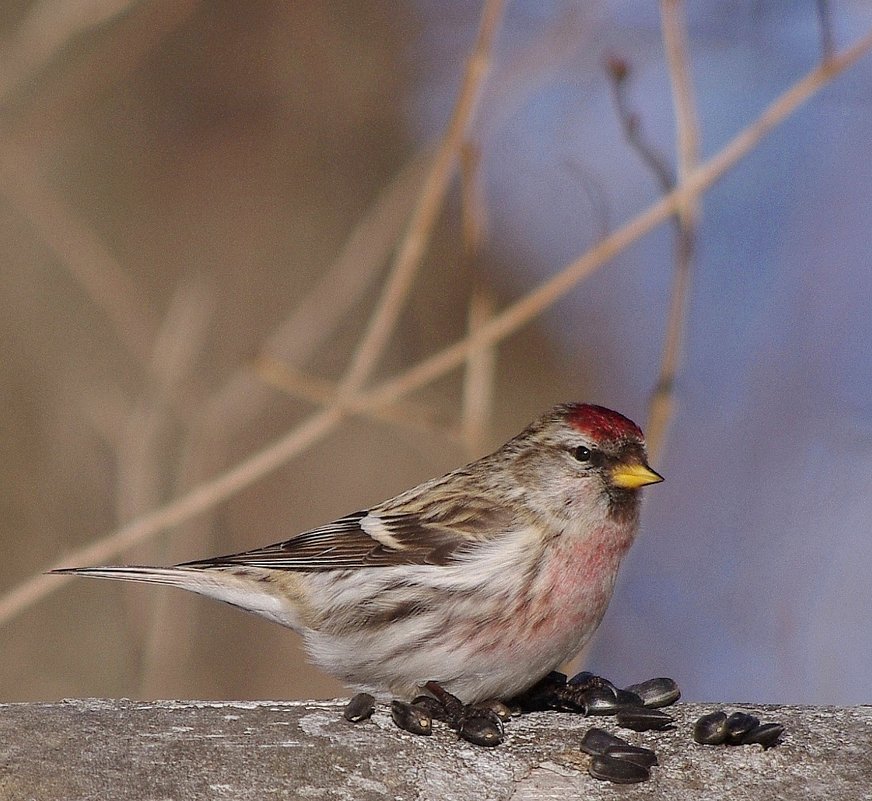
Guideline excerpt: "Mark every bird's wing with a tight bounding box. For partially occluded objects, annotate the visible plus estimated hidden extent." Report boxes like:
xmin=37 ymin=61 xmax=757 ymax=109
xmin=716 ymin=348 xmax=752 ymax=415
xmin=179 ymin=485 xmax=514 ymax=572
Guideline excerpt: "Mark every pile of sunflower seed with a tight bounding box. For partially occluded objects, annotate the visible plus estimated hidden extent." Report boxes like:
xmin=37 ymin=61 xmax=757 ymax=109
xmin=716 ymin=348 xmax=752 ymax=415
xmin=546 ymin=674 xmax=784 ymax=784
xmin=566 ymin=674 xmax=679 ymax=784
xmin=693 ymin=710 xmax=784 ymax=749
xmin=344 ymin=674 xmax=785 ymax=785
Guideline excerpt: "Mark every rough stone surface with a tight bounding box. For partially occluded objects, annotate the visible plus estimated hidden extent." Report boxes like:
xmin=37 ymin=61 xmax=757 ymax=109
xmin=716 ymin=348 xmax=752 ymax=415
xmin=0 ymin=700 xmax=869 ymax=800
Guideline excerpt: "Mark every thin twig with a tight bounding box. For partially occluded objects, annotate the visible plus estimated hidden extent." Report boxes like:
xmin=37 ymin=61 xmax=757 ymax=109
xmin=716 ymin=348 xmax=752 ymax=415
xmin=256 ymin=357 xmax=460 ymax=444
xmin=661 ymin=2 xmax=700 ymax=199
xmin=2 ymin=25 xmax=871 ymax=628
xmin=459 ymin=142 xmax=496 ymax=456
xmin=0 ymin=146 xmax=157 ymax=365
xmin=338 ymin=0 xmax=506 ymax=395
xmin=7 ymin=0 xmax=203 ymax=136
xmin=817 ymin=0 xmax=835 ymax=63
xmin=605 ymin=56 xmax=675 ymax=194
xmin=0 ymin=0 xmax=136 ymax=102
xmin=644 ymin=0 xmax=701 ymax=461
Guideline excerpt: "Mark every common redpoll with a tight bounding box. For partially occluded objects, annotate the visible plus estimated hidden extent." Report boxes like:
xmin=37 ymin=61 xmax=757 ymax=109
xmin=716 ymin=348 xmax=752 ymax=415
xmin=54 ymin=403 xmax=662 ymax=739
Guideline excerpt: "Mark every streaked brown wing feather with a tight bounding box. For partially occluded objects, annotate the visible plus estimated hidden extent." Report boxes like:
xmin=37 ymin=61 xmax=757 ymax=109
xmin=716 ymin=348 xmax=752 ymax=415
xmin=179 ymin=494 xmax=514 ymax=572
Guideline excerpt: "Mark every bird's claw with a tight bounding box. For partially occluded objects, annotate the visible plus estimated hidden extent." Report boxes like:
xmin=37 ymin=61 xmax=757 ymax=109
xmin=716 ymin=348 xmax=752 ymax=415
xmin=421 ymin=680 xmax=505 ymax=746
xmin=356 ymin=682 xmax=503 ymax=746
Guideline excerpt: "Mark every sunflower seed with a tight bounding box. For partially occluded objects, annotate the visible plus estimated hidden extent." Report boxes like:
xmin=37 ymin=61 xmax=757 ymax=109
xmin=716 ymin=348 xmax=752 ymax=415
xmin=589 ymin=754 xmax=650 ymax=784
xmin=616 ymin=705 xmax=674 ymax=732
xmin=579 ymin=727 xmax=629 ymax=756
xmin=624 ymin=677 xmax=681 ymax=708
xmin=343 ymin=692 xmax=375 ymax=722
xmin=693 ymin=711 xmax=729 ymax=745
xmin=742 ymin=722 xmax=784 ymax=749
xmin=391 ymin=700 xmax=432 ymax=736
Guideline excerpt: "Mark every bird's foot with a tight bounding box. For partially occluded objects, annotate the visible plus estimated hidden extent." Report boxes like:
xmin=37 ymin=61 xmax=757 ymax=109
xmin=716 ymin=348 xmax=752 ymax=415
xmin=508 ymin=670 xmax=589 ymax=712
xmin=508 ymin=671 xmax=680 ymax=721
xmin=418 ymin=680 xmax=505 ymax=746
xmin=345 ymin=686 xmax=504 ymax=746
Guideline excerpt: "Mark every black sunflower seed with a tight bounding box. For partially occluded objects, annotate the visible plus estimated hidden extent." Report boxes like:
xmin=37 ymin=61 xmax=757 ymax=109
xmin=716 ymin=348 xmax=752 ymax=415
xmin=742 ymin=722 xmax=784 ymax=749
xmin=343 ymin=692 xmax=376 ymax=722
xmin=459 ymin=708 xmax=505 ymax=747
xmin=616 ymin=705 xmax=674 ymax=732
xmin=624 ymin=677 xmax=681 ymax=708
xmin=725 ymin=711 xmax=760 ymax=745
xmin=579 ymin=727 xmax=629 ymax=756
xmin=604 ymin=743 xmax=659 ymax=768
xmin=693 ymin=711 xmax=729 ymax=745
xmin=589 ymin=754 xmax=650 ymax=784
xmin=391 ymin=700 xmax=432 ymax=736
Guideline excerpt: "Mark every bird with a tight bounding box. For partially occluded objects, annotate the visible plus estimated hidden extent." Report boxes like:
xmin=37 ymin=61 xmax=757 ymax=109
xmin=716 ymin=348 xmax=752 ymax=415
xmin=53 ymin=403 xmax=662 ymax=714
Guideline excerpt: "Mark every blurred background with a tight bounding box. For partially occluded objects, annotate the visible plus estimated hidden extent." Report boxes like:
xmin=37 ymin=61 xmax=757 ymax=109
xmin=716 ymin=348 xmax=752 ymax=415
xmin=2 ymin=0 xmax=871 ymax=707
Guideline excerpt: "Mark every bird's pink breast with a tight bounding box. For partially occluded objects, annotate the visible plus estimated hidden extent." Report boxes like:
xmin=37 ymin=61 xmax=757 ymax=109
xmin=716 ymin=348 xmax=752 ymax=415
xmin=531 ymin=526 xmax=630 ymax=632
xmin=470 ymin=522 xmax=633 ymax=659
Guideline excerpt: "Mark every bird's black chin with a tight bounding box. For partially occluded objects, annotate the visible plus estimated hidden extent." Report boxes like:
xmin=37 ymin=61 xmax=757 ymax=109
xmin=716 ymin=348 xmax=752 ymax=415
xmin=604 ymin=486 xmax=642 ymax=524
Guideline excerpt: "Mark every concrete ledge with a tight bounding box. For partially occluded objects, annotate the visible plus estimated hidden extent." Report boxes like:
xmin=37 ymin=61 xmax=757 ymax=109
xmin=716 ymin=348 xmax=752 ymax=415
xmin=0 ymin=699 xmax=869 ymax=799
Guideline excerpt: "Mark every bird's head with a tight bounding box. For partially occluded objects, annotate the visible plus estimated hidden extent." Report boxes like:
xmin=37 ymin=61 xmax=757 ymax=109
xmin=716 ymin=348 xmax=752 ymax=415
xmin=505 ymin=403 xmax=663 ymax=524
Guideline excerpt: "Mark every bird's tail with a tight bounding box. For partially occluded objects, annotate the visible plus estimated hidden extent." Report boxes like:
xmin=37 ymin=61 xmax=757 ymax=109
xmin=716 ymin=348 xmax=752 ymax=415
xmin=51 ymin=565 xmax=206 ymax=588
xmin=49 ymin=565 xmax=300 ymax=629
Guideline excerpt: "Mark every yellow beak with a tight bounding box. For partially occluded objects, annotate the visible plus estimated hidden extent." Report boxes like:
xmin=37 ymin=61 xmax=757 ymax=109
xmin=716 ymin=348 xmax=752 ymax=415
xmin=610 ymin=461 xmax=664 ymax=489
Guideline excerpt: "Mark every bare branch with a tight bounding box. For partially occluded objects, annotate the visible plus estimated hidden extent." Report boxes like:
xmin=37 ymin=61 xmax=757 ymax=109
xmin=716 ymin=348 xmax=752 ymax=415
xmin=459 ymin=142 xmax=496 ymax=457
xmin=817 ymin=0 xmax=835 ymax=63
xmin=0 ymin=147 xmax=157 ymax=364
xmin=644 ymin=0 xmax=701 ymax=461
xmin=605 ymin=55 xmax=675 ymax=194
xmin=364 ymin=25 xmax=872 ymax=410
xmin=338 ymin=0 xmax=507 ymax=394
xmin=256 ymin=357 xmax=460 ymax=444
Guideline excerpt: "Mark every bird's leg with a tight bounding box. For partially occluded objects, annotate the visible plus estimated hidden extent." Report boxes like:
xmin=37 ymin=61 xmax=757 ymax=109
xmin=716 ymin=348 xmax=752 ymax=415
xmin=421 ymin=680 xmax=464 ymax=723
xmin=420 ymin=681 xmax=505 ymax=747
xmin=508 ymin=671 xmax=580 ymax=712
xmin=345 ymin=684 xmax=503 ymax=745
xmin=508 ymin=670 xmax=634 ymax=714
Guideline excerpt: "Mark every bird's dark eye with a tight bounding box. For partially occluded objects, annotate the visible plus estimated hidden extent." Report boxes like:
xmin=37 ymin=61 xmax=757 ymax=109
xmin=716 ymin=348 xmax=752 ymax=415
xmin=574 ymin=445 xmax=592 ymax=462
